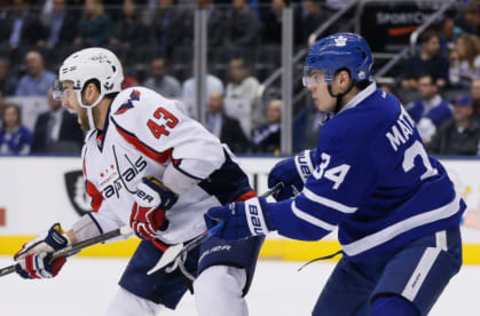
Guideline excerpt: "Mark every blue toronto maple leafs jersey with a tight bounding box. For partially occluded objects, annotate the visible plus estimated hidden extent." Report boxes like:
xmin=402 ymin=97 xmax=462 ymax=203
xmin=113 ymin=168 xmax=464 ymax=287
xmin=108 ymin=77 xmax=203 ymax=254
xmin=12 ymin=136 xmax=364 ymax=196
xmin=265 ymin=82 xmax=465 ymax=259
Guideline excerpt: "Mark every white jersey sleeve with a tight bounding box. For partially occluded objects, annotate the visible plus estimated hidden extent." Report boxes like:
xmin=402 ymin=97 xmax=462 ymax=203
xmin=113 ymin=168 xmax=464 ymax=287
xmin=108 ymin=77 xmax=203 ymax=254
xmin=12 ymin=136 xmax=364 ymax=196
xmin=109 ymin=87 xmax=225 ymax=193
xmin=72 ymin=145 xmax=126 ymax=242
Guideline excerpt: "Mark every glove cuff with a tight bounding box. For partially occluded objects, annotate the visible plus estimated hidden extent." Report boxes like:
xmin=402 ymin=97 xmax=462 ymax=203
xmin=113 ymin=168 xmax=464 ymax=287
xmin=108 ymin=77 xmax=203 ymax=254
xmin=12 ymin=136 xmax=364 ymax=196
xmin=294 ymin=150 xmax=315 ymax=182
xmin=45 ymin=223 xmax=70 ymax=251
xmin=138 ymin=177 xmax=178 ymax=210
xmin=244 ymin=198 xmax=270 ymax=236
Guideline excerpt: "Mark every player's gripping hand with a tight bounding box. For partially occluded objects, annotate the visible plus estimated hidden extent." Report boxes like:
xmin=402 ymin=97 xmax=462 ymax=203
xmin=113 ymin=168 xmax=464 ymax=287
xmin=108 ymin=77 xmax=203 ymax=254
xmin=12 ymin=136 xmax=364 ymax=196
xmin=205 ymin=197 xmax=271 ymax=240
xmin=268 ymin=149 xmax=316 ymax=201
xmin=130 ymin=176 xmax=178 ymax=242
xmin=14 ymin=223 xmax=70 ymax=279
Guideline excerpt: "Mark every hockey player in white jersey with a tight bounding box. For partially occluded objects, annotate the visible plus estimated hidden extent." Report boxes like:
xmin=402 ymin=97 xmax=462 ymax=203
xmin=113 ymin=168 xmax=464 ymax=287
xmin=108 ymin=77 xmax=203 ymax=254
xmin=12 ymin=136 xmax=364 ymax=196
xmin=13 ymin=48 xmax=263 ymax=316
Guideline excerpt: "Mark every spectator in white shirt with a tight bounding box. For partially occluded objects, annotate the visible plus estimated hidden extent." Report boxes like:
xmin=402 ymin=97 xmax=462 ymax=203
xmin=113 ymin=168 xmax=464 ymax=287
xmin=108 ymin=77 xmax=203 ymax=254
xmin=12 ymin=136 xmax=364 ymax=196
xmin=181 ymin=73 xmax=224 ymax=119
xmin=224 ymin=57 xmax=261 ymax=138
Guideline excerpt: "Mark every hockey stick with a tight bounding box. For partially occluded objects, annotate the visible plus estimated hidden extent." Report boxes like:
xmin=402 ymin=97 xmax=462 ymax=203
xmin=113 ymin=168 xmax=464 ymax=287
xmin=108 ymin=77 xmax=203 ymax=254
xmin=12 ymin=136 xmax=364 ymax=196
xmin=0 ymin=226 xmax=133 ymax=278
xmin=147 ymin=182 xmax=285 ymax=275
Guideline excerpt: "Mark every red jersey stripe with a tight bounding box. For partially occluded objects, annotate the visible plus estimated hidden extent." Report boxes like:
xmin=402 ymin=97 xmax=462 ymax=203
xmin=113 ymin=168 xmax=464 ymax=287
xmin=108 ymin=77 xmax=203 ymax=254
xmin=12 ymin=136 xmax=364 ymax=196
xmin=112 ymin=118 xmax=172 ymax=164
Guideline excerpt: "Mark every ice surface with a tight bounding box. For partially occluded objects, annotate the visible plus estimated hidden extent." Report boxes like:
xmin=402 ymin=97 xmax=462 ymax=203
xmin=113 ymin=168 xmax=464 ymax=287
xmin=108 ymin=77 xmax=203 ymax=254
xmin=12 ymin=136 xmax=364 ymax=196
xmin=0 ymin=257 xmax=478 ymax=315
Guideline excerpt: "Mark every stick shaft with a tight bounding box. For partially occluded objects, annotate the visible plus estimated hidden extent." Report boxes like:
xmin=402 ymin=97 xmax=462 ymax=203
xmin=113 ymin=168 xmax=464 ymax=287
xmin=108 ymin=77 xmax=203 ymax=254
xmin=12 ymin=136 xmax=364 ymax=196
xmin=0 ymin=227 xmax=128 ymax=278
xmin=163 ymin=182 xmax=285 ymax=269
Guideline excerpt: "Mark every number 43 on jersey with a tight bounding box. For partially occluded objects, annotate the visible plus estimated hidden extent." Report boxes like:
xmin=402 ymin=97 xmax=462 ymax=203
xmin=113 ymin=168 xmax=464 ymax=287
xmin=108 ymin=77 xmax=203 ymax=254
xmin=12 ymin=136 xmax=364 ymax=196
xmin=147 ymin=107 xmax=179 ymax=139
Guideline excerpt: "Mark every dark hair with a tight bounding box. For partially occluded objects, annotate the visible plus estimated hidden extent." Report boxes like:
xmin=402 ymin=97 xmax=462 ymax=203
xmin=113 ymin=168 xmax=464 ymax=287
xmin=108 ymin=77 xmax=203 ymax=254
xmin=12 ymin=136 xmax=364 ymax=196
xmin=419 ymin=29 xmax=439 ymax=45
xmin=2 ymin=103 xmax=22 ymax=126
xmin=355 ymin=80 xmax=371 ymax=90
xmin=456 ymin=34 xmax=480 ymax=66
xmin=464 ymin=3 xmax=480 ymax=15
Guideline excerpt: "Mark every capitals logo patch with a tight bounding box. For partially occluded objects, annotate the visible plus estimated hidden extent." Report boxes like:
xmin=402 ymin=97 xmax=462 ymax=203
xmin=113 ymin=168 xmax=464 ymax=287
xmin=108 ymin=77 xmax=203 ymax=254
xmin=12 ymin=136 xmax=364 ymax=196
xmin=115 ymin=89 xmax=141 ymax=115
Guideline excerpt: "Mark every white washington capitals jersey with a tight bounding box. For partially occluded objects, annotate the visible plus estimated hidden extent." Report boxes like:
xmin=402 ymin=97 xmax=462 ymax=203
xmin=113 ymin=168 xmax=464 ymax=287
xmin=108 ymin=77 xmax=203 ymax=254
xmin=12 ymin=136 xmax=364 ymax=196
xmin=81 ymin=87 xmax=252 ymax=244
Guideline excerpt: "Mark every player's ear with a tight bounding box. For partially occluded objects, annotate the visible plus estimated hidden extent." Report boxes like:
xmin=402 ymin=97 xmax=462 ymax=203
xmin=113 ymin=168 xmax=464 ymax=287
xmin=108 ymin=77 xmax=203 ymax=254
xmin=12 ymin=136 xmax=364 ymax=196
xmin=335 ymin=69 xmax=352 ymax=92
xmin=82 ymin=82 xmax=100 ymax=105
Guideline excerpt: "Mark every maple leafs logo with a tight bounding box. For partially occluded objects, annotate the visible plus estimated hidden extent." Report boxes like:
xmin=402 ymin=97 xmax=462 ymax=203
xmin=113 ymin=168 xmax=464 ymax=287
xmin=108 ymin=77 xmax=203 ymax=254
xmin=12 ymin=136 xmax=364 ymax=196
xmin=334 ymin=35 xmax=347 ymax=47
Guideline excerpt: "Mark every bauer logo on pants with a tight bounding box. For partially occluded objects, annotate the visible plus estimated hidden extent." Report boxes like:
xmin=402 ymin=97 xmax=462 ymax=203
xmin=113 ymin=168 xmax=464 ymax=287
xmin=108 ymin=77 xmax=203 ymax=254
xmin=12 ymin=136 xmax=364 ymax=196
xmin=64 ymin=170 xmax=93 ymax=216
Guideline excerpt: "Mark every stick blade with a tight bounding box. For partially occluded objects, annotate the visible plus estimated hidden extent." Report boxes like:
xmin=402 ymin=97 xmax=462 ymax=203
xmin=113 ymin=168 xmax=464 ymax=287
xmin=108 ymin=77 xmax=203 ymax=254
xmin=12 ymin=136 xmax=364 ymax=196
xmin=147 ymin=243 xmax=184 ymax=275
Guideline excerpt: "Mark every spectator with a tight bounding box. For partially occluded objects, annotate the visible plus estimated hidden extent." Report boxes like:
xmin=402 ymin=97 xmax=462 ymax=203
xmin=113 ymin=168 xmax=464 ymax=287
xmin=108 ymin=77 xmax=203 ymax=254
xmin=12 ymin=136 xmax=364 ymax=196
xmin=252 ymin=99 xmax=281 ymax=154
xmin=224 ymin=0 xmax=260 ymax=49
xmin=122 ymin=71 xmax=140 ymax=89
xmin=261 ymin=0 xmax=302 ymax=45
xmin=41 ymin=0 xmax=78 ymax=50
xmin=401 ymin=30 xmax=449 ymax=89
xmin=143 ymin=57 xmax=181 ymax=98
xmin=449 ymin=34 xmax=480 ymax=88
xmin=0 ymin=99 xmax=4 ymax=130
xmin=152 ymin=0 xmax=188 ymax=59
xmin=206 ymin=91 xmax=250 ymax=153
xmin=455 ymin=2 xmax=480 ymax=35
xmin=439 ymin=13 xmax=459 ymax=54
xmin=302 ymin=0 xmax=332 ymax=43
xmin=406 ymin=74 xmax=452 ymax=144
xmin=199 ymin=0 xmax=225 ymax=48
xmin=326 ymin=0 xmax=353 ymax=10
xmin=15 ymin=51 xmax=56 ymax=97
xmin=182 ymin=73 xmax=224 ymax=119
xmin=0 ymin=58 xmax=17 ymax=97
xmin=0 ymin=0 xmax=47 ymax=52
xmin=110 ymin=0 xmax=151 ymax=62
xmin=75 ymin=0 xmax=112 ymax=47
xmin=429 ymin=96 xmax=480 ymax=156
xmin=293 ymin=99 xmax=329 ymax=152
xmin=224 ymin=57 xmax=261 ymax=138
xmin=0 ymin=103 xmax=32 ymax=155
xmin=471 ymin=79 xmax=480 ymax=116
xmin=31 ymin=89 xmax=83 ymax=154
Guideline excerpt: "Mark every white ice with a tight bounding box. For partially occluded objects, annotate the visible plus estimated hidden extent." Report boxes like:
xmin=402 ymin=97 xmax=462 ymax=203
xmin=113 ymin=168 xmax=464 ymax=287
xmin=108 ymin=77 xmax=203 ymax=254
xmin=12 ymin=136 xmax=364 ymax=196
xmin=0 ymin=257 xmax=478 ymax=316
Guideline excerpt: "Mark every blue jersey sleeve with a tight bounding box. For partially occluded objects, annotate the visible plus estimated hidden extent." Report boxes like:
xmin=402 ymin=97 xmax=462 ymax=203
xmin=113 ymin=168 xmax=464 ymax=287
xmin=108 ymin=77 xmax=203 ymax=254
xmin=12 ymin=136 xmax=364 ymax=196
xmin=265 ymin=124 xmax=379 ymax=241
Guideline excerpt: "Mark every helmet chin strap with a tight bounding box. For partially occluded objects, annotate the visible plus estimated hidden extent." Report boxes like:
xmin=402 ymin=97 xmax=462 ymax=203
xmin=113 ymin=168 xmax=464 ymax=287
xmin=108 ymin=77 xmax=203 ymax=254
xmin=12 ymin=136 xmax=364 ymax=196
xmin=327 ymin=81 xmax=354 ymax=114
xmin=75 ymin=89 xmax=105 ymax=131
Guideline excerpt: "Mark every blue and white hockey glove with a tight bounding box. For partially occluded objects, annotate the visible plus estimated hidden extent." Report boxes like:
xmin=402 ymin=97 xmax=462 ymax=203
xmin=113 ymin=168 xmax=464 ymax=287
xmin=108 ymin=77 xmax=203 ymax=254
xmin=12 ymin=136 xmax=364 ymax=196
xmin=14 ymin=223 xmax=70 ymax=279
xmin=205 ymin=197 xmax=271 ymax=240
xmin=268 ymin=149 xmax=315 ymax=201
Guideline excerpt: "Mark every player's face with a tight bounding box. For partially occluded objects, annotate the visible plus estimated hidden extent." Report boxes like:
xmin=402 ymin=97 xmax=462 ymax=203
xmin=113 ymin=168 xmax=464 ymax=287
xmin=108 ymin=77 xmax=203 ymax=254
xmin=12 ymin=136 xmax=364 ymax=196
xmin=57 ymin=81 xmax=89 ymax=131
xmin=303 ymin=71 xmax=336 ymax=112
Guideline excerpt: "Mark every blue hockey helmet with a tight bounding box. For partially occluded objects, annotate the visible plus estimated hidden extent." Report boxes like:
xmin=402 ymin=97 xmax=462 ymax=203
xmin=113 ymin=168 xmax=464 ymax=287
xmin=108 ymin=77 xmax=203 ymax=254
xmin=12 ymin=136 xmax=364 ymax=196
xmin=303 ymin=33 xmax=373 ymax=86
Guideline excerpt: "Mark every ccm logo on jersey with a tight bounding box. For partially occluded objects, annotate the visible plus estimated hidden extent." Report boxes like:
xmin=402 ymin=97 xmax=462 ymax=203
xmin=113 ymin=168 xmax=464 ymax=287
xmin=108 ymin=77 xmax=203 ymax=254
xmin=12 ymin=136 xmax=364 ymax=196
xmin=103 ymin=156 xmax=147 ymax=199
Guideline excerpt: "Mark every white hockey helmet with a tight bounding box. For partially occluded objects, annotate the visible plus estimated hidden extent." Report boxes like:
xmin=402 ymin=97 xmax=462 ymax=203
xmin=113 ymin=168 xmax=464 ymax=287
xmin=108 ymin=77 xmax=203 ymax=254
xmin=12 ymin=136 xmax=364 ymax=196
xmin=58 ymin=47 xmax=124 ymax=129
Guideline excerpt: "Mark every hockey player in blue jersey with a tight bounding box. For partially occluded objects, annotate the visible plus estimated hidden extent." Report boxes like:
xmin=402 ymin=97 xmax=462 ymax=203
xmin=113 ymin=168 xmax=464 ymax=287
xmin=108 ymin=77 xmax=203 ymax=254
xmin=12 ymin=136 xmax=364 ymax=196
xmin=205 ymin=33 xmax=465 ymax=316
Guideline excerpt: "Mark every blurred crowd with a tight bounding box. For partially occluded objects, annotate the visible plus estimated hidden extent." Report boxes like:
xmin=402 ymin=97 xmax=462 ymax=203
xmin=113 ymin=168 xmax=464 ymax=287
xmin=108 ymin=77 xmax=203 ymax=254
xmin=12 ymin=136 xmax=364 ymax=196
xmin=0 ymin=0 xmax=342 ymax=156
xmin=386 ymin=2 xmax=480 ymax=157
xmin=1 ymin=0 xmax=480 ymax=158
